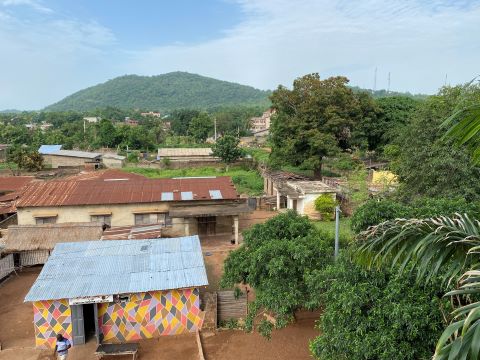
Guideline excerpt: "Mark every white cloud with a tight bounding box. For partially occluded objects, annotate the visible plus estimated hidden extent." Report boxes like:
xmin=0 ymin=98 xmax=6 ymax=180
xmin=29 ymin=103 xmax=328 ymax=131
xmin=1 ymin=0 xmax=53 ymax=14
xmin=0 ymin=6 xmax=117 ymax=109
xmin=126 ymin=0 xmax=480 ymax=94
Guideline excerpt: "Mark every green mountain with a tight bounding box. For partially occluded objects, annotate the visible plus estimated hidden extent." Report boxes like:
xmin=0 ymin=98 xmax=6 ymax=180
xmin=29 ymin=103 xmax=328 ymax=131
xmin=44 ymin=72 xmax=271 ymax=111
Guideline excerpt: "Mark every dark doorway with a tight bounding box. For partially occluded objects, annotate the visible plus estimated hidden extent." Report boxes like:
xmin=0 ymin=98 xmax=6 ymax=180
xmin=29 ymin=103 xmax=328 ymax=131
xmin=198 ymin=216 xmax=216 ymax=235
xmin=292 ymin=199 xmax=298 ymax=211
xmin=83 ymin=303 xmax=96 ymax=342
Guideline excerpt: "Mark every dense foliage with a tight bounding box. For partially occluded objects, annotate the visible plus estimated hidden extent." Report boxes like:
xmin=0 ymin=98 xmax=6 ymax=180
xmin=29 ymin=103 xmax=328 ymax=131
xmin=220 ymin=211 xmax=335 ymax=334
xmin=187 ymin=112 xmax=213 ymax=142
xmin=308 ymin=255 xmax=447 ymax=360
xmin=388 ymin=85 xmax=480 ymax=201
xmin=44 ymin=72 xmax=271 ymax=111
xmin=351 ymin=197 xmax=480 ymax=233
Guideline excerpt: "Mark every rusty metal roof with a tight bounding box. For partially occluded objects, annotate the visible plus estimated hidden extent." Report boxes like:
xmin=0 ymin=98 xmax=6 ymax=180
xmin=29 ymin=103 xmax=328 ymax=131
xmin=17 ymin=176 xmax=238 ymax=208
xmin=0 ymin=176 xmax=35 ymax=193
xmin=158 ymin=148 xmax=213 ymax=157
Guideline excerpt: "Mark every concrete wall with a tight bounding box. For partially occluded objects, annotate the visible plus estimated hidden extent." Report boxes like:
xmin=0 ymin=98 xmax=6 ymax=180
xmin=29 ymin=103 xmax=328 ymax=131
xmin=287 ymin=192 xmax=336 ymax=220
xmin=102 ymin=158 xmax=125 ymax=168
xmin=43 ymin=154 xmax=98 ymax=169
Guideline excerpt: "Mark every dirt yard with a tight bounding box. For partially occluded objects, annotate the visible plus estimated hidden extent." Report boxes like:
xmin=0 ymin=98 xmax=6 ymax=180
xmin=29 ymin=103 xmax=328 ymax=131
xmin=203 ymin=311 xmax=320 ymax=360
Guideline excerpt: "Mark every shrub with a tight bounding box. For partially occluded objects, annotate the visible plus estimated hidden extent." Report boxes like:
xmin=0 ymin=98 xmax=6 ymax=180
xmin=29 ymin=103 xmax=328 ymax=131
xmin=314 ymin=194 xmax=337 ymax=220
xmin=351 ymin=198 xmax=409 ymax=233
xmin=307 ymin=255 xmax=447 ymax=360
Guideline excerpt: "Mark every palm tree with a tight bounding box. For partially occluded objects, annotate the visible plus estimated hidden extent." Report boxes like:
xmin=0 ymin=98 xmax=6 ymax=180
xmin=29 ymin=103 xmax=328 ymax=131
xmin=356 ymin=214 xmax=480 ymax=359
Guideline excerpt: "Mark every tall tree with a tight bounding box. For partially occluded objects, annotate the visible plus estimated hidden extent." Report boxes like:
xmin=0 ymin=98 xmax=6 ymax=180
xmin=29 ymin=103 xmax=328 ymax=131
xmin=270 ymin=74 xmax=362 ymax=178
xmin=188 ymin=112 xmax=213 ymax=143
xmin=211 ymin=134 xmax=244 ymax=170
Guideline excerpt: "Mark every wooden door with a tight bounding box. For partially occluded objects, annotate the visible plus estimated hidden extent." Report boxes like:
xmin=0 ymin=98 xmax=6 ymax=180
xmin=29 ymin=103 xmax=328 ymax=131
xmin=71 ymin=304 xmax=85 ymax=345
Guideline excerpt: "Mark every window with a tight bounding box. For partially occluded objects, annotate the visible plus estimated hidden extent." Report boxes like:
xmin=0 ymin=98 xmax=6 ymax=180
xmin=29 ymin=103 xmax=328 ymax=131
xmin=134 ymin=213 xmax=171 ymax=226
xmin=90 ymin=214 xmax=112 ymax=225
xmin=35 ymin=216 xmax=57 ymax=224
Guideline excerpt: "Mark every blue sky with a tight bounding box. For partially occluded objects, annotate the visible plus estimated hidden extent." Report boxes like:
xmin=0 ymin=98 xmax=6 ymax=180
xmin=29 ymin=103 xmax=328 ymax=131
xmin=0 ymin=0 xmax=479 ymax=109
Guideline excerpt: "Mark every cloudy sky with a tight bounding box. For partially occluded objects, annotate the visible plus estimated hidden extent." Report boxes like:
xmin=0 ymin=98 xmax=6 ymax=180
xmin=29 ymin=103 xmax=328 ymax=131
xmin=0 ymin=0 xmax=479 ymax=110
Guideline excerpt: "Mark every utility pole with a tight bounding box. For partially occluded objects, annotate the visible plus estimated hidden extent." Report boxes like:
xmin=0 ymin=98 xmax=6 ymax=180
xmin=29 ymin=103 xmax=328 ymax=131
xmin=444 ymin=73 xmax=448 ymax=87
xmin=387 ymin=72 xmax=391 ymax=93
xmin=373 ymin=67 xmax=377 ymax=92
xmin=334 ymin=205 xmax=341 ymax=260
xmin=214 ymin=117 xmax=217 ymax=141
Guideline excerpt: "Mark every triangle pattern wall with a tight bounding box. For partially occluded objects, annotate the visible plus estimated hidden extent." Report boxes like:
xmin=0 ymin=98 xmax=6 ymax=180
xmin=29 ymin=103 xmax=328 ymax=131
xmin=32 ymin=300 xmax=72 ymax=348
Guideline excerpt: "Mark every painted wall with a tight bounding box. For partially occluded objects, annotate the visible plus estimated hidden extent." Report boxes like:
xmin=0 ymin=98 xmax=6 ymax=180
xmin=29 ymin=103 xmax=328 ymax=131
xmin=97 ymin=288 xmax=204 ymax=342
xmin=33 ymin=300 xmax=72 ymax=348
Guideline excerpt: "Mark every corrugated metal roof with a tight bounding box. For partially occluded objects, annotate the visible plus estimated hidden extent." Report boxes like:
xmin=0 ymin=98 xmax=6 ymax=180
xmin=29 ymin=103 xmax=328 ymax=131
xmin=209 ymin=190 xmax=223 ymax=199
xmin=158 ymin=148 xmax=213 ymax=157
xmin=46 ymin=150 xmax=102 ymax=159
xmin=0 ymin=176 xmax=35 ymax=192
xmin=17 ymin=176 xmax=238 ymax=207
xmin=38 ymin=145 xmax=62 ymax=154
xmin=24 ymin=236 xmax=208 ymax=301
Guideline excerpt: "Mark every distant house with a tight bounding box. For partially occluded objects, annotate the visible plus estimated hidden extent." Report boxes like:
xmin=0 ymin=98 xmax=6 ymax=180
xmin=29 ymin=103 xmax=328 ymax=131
xmin=123 ymin=117 xmax=139 ymax=126
xmin=157 ymin=148 xmax=217 ymax=162
xmin=83 ymin=116 xmax=100 ymax=123
xmin=249 ymin=109 xmax=275 ymax=136
xmin=261 ymin=169 xmax=336 ymax=219
xmin=39 ymin=146 xmax=102 ymax=169
xmin=25 ymin=236 xmax=208 ymax=348
xmin=102 ymin=153 xmax=126 ymax=168
xmin=26 ymin=122 xmax=53 ymax=132
xmin=16 ymin=172 xmax=250 ymax=244
xmin=2 ymin=222 xmax=104 ymax=266
xmin=140 ymin=111 xmax=161 ymax=118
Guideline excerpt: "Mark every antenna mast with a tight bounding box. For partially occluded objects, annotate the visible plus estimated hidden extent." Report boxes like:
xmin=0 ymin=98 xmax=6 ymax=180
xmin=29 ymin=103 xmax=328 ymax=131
xmin=373 ymin=67 xmax=378 ymax=92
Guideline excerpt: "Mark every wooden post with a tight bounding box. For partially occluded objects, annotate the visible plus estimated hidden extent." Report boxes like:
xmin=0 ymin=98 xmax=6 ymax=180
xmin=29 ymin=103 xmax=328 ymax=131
xmin=233 ymin=216 xmax=239 ymax=245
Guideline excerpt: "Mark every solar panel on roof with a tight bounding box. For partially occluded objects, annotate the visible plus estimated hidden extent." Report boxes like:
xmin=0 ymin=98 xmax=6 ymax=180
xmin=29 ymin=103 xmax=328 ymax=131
xmin=161 ymin=192 xmax=174 ymax=201
xmin=180 ymin=191 xmax=193 ymax=200
xmin=209 ymin=190 xmax=223 ymax=199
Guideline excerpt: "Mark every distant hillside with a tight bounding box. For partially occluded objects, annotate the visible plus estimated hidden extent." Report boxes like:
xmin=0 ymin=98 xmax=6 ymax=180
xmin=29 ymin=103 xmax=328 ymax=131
xmin=350 ymin=86 xmax=428 ymax=100
xmin=44 ymin=72 xmax=271 ymax=112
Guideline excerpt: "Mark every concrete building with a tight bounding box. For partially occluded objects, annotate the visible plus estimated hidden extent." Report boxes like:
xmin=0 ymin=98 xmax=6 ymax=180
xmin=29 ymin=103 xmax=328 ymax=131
xmin=157 ymin=148 xmax=217 ymax=162
xmin=39 ymin=146 xmax=102 ymax=169
xmin=25 ymin=236 xmax=208 ymax=348
xmin=16 ymin=173 xmax=250 ymax=244
xmin=102 ymin=153 xmax=126 ymax=168
xmin=249 ymin=109 xmax=274 ymax=136
xmin=83 ymin=117 xmax=100 ymax=124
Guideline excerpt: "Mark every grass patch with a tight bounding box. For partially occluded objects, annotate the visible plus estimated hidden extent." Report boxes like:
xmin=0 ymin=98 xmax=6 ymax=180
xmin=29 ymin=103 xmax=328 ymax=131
xmin=0 ymin=162 xmax=17 ymax=170
xmin=123 ymin=165 xmax=264 ymax=196
xmin=244 ymin=148 xmax=270 ymax=164
xmin=312 ymin=218 xmax=354 ymax=243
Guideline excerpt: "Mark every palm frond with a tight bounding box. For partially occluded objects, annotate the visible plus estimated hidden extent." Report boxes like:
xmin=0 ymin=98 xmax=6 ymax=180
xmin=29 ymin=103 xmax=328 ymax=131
xmin=356 ymin=214 xmax=480 ymax=283
xmin=442 ymin=105 xmax=480 ymax=163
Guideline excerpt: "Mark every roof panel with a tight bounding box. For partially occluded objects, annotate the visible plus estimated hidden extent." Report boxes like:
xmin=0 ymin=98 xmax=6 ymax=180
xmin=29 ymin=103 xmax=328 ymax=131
xmin=180 ymin=191 xmax=193 ymax=200
xmin=161 ymin=192 xmax=174 ymax=201
xmin=24 ymin=236 xmax=208 ymax=302
xmin=209 ymin=190 xmax=223 ymax=199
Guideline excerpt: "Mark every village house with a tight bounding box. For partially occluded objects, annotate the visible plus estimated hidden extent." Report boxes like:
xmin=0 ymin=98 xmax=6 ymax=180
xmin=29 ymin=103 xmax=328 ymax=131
xmin=1 ymin=222 xmax=104 ymax=266
xmin=101 ymin=153 xmax=126 ymax=168
xmin=123 ymin=117 xmax=139 ymax=126
xmin=16 ymin=172 xmax=250 ymax=244
xmin=157 ymin=148 xmax=217 ymax=163
xmin=140 ymin=111 xmax=161 ymax=118
xmin=83 ymin=116 xmax=100 ymax=124
xmin=0 ymin=176 xmax=35 ymax=225
xmin=249 ymin=109 xmax=275 ymax=136
xmin=24 ymin=236 xmax=208 ymax=348
xmin=262 ymin=169 xmax=336 ymax=218
xmin=39 ymin=145 xmax=102 ymax=169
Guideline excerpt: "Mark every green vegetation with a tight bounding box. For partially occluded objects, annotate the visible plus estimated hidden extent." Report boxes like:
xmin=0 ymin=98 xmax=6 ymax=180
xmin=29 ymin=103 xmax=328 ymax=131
xmin=44 ymin=72 xmax=271 ymax=111
xmin=221 ymin=211 xmax=336 ymax=338
xmin=211 ymin=135 xmax=245 ymax=170
xmin=314 ymin=194 xmax=337 ymax=220
xmin=308 ymin=255 xmax=447 ymax=360
xmin=312 ymin=219 xmax=353 ymax=243
xmin=123 ymin=166 xmax=263 ymax=196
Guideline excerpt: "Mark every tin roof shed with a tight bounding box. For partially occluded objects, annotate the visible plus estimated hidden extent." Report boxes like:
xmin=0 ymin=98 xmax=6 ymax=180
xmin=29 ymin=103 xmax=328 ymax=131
xmin=25 ymin=236 xmax=208 ymax=302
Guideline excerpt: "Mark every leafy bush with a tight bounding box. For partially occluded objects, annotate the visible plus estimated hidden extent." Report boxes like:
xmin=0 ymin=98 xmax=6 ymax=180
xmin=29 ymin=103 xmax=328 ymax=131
xmin=307 ymin=255 xmax=447 ymax=360
xmin=314 ymin=194 xmax=337 ymax=220
xmin=220 ymin=211 xmax=335 ymax=337
xmin=351 ymin=197 xmax=480 ymax=233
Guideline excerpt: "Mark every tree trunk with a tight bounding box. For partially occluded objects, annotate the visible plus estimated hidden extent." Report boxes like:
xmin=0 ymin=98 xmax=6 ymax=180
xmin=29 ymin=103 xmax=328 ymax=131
xmin=313 ymin=163 xmax=322 ymax=180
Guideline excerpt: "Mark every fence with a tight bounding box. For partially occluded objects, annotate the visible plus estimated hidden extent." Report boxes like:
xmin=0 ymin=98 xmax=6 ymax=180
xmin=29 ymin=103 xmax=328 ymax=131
xmin=217 ymin=290 xmax=248 ymax=324
xmin=0 ymin=254 xmax=14 ymax=281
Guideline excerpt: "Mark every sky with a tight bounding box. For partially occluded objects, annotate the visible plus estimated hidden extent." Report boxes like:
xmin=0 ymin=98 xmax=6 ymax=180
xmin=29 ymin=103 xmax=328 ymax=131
xmin=0 ymin=0 xmax=479 ymax=110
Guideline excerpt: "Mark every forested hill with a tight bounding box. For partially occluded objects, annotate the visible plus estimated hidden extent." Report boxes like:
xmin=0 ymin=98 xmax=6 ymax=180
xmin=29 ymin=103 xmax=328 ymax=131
xmin=44 ymin=72 xmax=271 ymax=111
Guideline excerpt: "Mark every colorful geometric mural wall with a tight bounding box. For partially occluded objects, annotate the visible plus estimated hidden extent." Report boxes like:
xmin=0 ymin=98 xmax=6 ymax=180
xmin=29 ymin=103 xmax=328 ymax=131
xmin=33 ymin=300 xmax=72 ymax=348
xmin=98 ymin=288 xmax=203 ymax=342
